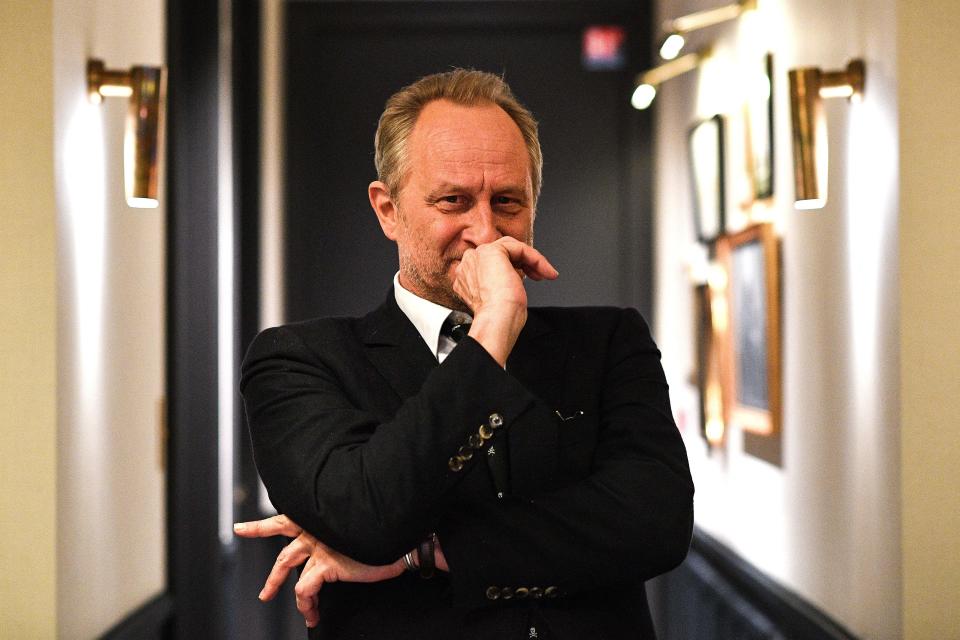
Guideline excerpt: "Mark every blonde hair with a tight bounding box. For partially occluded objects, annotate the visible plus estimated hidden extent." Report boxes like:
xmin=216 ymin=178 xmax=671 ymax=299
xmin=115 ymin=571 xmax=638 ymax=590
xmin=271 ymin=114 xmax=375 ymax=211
xmin=374 ymin=69 xmax=542 ymax=202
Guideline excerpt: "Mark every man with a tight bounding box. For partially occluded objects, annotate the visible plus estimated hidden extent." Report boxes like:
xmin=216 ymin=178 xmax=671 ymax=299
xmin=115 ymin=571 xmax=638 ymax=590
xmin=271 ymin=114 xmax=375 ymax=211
xmin=235 ymin=69 xmax=693 ymax=639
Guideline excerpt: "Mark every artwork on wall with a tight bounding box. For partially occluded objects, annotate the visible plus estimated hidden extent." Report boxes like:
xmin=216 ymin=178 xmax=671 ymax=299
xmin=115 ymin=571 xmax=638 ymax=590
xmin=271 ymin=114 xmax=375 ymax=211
xmin=688 ymin=114 xmax=726 ymax=244
xmin=694 ymin=281 xmax=727 ymax=448
xmin=745 ymin=53 xmax=775 ymax=201
xmin=715 ymin=222 xmax=782 ymax=463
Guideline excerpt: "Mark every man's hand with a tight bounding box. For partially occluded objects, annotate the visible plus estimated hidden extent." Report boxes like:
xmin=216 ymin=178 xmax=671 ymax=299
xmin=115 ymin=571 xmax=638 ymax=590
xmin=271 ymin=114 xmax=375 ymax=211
xmin=234 ymin=515 xmax=405 ymax=628
xmin=453 ymin=237 xmax=558 ymax=367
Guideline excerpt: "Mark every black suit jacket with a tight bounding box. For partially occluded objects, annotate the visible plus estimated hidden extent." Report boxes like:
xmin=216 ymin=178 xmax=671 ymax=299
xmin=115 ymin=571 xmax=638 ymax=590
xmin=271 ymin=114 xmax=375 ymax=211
xmin=240 ymin=293 xmax=694 ymax=639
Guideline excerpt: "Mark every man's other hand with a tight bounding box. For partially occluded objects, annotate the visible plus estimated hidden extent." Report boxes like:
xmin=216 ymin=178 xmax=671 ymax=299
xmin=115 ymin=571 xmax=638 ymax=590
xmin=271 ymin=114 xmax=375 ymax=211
xmin=453 ymin=236 xmax=558 ymax=367
xmin=234 ymin=515 xmax=405 ymax=628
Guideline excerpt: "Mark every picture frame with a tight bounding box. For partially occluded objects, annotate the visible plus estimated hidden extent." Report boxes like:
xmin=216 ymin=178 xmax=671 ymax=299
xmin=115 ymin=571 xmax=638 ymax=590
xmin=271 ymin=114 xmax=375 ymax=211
xmin=715 ymin=223 xmax=781 ymax=460
xmin=694 ymin=282 xmax=727 ymax=448
xmin=688 ymin=114 xmax=726 ymax=244
xmin=745 ymin=52 xmax=775 ymax=201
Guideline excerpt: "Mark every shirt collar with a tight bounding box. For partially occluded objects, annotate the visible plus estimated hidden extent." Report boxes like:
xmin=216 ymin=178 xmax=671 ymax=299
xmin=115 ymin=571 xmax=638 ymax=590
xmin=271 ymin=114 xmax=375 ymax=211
xmin=393 ymin=272 xmax=457 ymax=359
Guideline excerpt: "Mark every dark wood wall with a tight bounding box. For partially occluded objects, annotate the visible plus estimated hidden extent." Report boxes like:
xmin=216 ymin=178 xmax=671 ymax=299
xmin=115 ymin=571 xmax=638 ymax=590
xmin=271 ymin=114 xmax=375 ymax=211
xmin=161 ymin=2 xmax=659 ymax=638
xmin=282 ymin=0 xmax=656 ymax=323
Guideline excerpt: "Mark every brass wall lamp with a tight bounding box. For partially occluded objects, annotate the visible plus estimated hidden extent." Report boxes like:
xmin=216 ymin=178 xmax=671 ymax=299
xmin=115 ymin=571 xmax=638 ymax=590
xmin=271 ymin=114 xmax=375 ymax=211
xmin=87 ymin=58 xmax=166 ymax=208
xmin=658 ymin=0 xmax=756 ymax=60
xmin=631 ymin=46 xmax=713 ymax=111
xmin=789 ymin=59 xmax=865 ymax=209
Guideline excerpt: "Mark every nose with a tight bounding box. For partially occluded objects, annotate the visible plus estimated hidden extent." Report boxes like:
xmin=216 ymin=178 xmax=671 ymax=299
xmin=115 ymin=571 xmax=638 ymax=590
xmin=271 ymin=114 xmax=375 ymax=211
xmin=462 ymin=202 xmax=501 ymax=247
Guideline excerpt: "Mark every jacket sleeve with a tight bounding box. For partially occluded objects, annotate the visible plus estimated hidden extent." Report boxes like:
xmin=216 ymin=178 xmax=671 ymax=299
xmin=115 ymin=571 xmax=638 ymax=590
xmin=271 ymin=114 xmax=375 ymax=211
xmin=437 ymin=308 xmax=694 ymax=608
xmin=240 ymin=323 xmax=540 ymax=565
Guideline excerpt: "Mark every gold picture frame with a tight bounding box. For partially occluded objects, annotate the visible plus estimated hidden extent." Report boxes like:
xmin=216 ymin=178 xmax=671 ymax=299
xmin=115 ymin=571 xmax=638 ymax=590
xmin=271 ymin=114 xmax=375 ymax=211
xmin=715 ymin=223 xmax=782 ymax=462
xmin=694 ymin=283 xmax=727 ymax=448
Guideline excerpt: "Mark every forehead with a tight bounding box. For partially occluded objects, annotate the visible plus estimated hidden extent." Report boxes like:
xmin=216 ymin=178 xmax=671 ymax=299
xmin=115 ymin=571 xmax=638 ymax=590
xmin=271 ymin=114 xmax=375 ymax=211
xmin=406 ymin=100 xmax=530 ymax=186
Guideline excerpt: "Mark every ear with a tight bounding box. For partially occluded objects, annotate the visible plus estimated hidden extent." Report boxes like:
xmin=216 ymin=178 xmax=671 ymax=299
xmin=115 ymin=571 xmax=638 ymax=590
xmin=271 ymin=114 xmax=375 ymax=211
xmin=369 ymin=181 xmax=400 ymax=241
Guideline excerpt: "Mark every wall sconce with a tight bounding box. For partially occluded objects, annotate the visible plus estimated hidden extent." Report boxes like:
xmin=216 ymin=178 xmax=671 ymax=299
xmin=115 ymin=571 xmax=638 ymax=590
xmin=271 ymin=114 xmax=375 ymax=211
xmin=789 ymin=59 xmax=865 ymax=210
xmin=631 ymin=47 xmax=712 ymax=110
xmin=658 ymin=0 xmax=756 ymax=60
xmin=87 ymin=58 xmax=166 ymax=208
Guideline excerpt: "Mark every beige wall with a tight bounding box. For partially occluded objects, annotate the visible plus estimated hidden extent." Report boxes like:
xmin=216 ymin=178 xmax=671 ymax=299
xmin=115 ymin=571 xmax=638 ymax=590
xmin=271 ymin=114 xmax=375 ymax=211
xmin=53 ymin=0 xmax=167 ymax=637
xmin=0 ymin=2 xmax=58 ymax=637
xmin=897 ymin=0 xmax=960 ymax=636
xmin=652 ymin=0 xmax=902 ymax=637
xmin=655 ymin=0 xmax=960 ymax=635
xmin=0 ymin=1 xmax=166 ymax=638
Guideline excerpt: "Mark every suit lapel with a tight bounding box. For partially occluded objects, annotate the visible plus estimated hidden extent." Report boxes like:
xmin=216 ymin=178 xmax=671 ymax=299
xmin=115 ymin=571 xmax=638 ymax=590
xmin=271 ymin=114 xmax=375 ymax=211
xmin=507 ymin=310 xmax=567 ymax=407
xmin=358 ymin=291 xmax=438 ymax=401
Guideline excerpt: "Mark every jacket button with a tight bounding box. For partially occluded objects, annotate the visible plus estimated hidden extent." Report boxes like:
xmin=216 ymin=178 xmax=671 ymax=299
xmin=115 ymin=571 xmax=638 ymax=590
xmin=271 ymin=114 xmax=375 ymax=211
xmin=448 ymin=457 xmax=464 ymax=472
xmin=489 ymin=412 xmax=504 ymax=428
xmin=514 ymin=587 xmax=529 ymax=599
xmin=485 ymin=586 xmax=500 ymax=600
xmin=530 ymin=587 xmax=543 ymax=599
xmin=457 ymin=446 xmax=474 ymax=460
xmin=500 ymin=586 xmax=514 ymax=600
xmin=479 ymin=424 xmax=494 ymax=440
xmin=468 ymin=434 xmax=483 ymax=449
xmin=544 ymin=586 xmax=559 ymax=598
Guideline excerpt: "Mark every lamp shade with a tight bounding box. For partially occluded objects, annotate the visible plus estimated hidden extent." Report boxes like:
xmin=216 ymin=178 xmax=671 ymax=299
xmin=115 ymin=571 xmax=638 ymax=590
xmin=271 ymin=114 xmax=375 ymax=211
xmin=789 ymin=67 xmax=827 ymax=209
xmin=124 ymin=66 xmax=165 ymax=208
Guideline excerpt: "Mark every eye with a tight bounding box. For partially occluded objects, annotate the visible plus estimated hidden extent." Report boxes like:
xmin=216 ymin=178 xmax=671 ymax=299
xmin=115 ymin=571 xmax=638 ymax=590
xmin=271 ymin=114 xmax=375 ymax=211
xmin=435 ymin=194 xmax=469 ymax=211
xmin=493 ymin=195 xmax=523 ymax=212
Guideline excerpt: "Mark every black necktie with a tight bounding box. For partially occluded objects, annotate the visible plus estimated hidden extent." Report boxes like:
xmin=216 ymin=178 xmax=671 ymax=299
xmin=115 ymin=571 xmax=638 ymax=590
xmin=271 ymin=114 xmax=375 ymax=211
xmin=441 ymin=312 xmax=472 ymax=343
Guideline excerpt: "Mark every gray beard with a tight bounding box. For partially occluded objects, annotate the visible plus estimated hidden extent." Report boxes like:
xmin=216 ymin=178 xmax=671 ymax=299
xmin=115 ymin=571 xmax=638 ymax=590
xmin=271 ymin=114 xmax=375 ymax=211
xmin=398 ymin=257 xmax=471 ymax=313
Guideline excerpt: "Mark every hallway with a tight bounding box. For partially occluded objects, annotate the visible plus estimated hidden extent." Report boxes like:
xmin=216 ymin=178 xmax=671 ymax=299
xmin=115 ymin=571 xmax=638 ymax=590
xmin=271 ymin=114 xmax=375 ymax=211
xmin=3 ymin=1 xmax=959 ymax=638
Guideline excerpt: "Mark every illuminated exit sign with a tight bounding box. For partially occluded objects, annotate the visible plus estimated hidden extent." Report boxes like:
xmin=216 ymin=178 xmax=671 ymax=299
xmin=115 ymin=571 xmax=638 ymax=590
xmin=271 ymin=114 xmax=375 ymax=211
xmin=582 ymin=25 xmax=627 ymax=71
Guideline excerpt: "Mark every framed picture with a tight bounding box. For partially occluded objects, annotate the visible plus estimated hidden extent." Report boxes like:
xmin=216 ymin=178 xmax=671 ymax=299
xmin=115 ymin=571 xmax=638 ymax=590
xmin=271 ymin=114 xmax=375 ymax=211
xmin=745 ymin=53 xmax=775 ymax=201
xmin=715 ymin=223 xmax=781 ymax=449
xmin=688 ymin=114 xmax=726 ymax=244
xmin=694 ymin=282 xmax=727 ymax=448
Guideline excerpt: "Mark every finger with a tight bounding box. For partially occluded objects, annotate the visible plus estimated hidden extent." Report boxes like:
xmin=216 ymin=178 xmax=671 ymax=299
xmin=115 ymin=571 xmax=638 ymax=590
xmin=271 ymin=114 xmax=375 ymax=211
xmin=452 ymin=250 xmax=482 ymax=308
xmin=259 ymin=536 xmax=314 ymax=601
xmin=261 ymin=535 xmax=314 ymax=599
xmin=494 ymin=240 xmax=558 ymax=280
xmin=519 ymin=257 xmax=558 ymax=281
xmin=294 ymin=564 xmax=326 ymax=628
xmin=234 ymin=513 xmax=303 ymax=539
xmin=455 ymin=248 xmax=478 ymax=281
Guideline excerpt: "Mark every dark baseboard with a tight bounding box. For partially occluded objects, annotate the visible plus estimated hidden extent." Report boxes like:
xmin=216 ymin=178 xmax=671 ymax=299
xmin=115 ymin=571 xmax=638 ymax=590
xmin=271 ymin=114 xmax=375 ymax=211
xmin=692 ymin=530 xmax=857 ymax=640
xmin=650 ymin=528 xmax=859 ymax=640
xmin=99 ymin=593 xmax=173 ymax=640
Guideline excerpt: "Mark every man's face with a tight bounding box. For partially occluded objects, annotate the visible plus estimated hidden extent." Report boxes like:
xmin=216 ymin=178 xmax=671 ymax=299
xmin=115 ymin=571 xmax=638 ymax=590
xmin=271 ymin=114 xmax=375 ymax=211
xmin=374 ymin=99 xmax=535 ymax=310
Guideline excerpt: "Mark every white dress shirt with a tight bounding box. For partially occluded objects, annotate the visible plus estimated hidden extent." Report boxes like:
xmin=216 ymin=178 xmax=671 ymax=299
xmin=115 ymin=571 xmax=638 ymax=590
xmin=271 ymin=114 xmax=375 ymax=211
xmin=393 ymin=273 xmax=471 ymax=363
